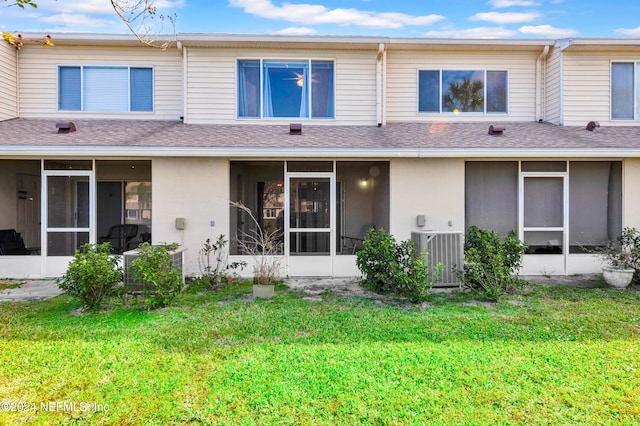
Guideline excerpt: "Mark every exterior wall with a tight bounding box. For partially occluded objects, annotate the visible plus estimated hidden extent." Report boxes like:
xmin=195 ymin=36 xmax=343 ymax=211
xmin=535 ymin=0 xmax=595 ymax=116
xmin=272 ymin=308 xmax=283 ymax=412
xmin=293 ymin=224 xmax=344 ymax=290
xmin=152 ymin=157 xmax=230 ymax=276
xmin=562 ymin=50 xmax=640 ymax=126
xmin=185 ymin=47 xmax=377 ymax=125
xmin=385 ymin=50 xmax=538 ymax=123
xmin=389 ymin=158 xmax=465 ymax=241
xmin=0 ymin=41 xmax=18 ymax=121
xmin=18 ymin=45 xmax=183 ymax=120
xmin=624 ymin=158 xmax=640 ymax=229
xmin=544 ymin=46 xmax=562 ymax=125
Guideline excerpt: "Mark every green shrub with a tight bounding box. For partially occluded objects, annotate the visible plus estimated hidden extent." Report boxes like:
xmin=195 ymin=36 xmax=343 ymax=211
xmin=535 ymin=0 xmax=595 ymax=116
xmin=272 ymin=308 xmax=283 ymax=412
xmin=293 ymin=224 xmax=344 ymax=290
xmin=198 ymin=235 xmax=246 ymax=290
xmin=57 ymin=243 xmax=122 ymax=311
xmin=130 ymin=242 xmax=184 ymax=309
xmin=356 ymin=228 xmax=439 ymax=302
xmin=460 ymin=226 xmax=527 ymax=300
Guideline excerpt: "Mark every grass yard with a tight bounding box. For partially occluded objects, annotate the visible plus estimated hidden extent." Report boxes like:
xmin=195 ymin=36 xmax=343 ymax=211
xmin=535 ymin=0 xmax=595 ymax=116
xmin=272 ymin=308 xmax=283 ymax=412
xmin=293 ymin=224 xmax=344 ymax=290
xmin=1 ymin=281 xmax=639 ymax=425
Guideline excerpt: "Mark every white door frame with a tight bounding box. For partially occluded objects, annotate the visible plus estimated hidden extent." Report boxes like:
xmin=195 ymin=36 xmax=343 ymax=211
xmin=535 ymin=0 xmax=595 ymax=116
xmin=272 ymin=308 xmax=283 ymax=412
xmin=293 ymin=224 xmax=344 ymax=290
xmin=42 ymin=168 xmax=96 ymax=276
xmin=284 ymin=171 xmax=335 ymax=276
xmin=519 ymin=170 xmax=568 ymax=275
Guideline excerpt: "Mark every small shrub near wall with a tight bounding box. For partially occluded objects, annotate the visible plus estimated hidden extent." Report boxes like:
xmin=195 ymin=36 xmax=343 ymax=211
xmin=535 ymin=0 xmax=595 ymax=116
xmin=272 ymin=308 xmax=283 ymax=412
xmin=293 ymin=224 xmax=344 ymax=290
xmin=459 ymin=226 xmax=527 ymax=300
xmin=130 ymin=242 xmax=184 ymax=309
xmin=356 ymin=228 xmax=440 ymax=303
xmin=57 ymin=243 xmax=123 ymax=312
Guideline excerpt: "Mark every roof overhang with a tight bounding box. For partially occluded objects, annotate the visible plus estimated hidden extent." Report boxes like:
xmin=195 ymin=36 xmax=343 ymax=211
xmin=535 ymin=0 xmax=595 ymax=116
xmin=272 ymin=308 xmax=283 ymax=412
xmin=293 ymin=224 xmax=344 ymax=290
xmin=561 ymin=38 xmax=640 ymax=52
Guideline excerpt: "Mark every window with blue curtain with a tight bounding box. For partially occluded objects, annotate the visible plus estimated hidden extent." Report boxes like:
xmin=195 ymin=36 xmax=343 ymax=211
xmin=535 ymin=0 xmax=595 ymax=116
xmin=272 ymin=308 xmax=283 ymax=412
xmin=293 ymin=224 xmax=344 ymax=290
xmin=58 ymin=66 xmax=153 ymax=112
xmin=59 ymin=66 xmax=81 ymax=110
xmin=237 ymin=59 xmax=335 ymax=119
xmin=131 ymin=68 xmax=153 ymax=112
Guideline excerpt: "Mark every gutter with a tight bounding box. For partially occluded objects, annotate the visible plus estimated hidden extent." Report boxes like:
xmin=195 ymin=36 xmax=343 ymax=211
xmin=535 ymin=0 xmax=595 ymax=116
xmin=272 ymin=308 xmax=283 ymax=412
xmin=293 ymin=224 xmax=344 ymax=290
xmin=2 ymin=145 xmax=639 ymax=159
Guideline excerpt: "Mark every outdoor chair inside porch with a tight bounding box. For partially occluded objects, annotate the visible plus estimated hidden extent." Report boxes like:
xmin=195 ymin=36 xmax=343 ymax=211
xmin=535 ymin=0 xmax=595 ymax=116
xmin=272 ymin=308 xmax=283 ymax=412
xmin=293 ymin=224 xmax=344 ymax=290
xmin=341 ymin=224 xmax=374 ymax=254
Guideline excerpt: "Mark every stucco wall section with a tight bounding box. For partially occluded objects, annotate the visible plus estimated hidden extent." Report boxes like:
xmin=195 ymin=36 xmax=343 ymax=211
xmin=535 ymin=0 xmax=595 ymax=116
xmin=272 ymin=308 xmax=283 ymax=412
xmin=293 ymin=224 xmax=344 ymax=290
xmin=18 ymin=45 xmax=183 ymax=120
xmin=385 ymin=50 xmax=538 ymax=123
xmin=0 ymin=41 xmax=18 ymax=121
xmin=389 ymin=158 xmax=465 ymax=242
xmin=185 ymin=47 xmax=377 ymax=125
xmin=152 ymin=158 xmax=230 ymax=276
xmin=624 ymin=159 xmax=640 ymax=229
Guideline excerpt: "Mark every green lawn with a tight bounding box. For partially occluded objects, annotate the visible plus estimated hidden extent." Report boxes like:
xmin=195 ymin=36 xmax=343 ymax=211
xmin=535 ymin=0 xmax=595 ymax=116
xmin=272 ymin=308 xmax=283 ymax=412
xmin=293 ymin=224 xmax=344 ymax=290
xmin=1 ymin=282 xmax=639 ymax=425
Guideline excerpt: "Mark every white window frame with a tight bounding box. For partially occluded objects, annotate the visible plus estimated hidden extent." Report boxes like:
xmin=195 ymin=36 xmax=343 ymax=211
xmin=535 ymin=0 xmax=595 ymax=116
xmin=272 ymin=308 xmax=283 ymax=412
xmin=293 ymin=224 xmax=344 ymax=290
xmin=610 ymin=60 xmax=640 ymax=121
xmin=57 ymin=65 xmax=154 ymax=113
xmin=236 ymin=58 xmax=336 ymax=120
xmin=417 ymin=69 xmax=509 ymax=114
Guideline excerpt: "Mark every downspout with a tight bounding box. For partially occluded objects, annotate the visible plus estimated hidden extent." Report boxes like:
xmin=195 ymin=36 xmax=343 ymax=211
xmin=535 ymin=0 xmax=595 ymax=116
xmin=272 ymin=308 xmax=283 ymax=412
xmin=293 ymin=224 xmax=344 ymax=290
xmin=376 ymin=43 xmax=385 ymax=126
xmin=16 ymin=47 xmax=20 ymax=118
xmin=177 ymin=41 xmax=187 ymax=123
xmin=535 ymin=45 xmax=549 ymax=122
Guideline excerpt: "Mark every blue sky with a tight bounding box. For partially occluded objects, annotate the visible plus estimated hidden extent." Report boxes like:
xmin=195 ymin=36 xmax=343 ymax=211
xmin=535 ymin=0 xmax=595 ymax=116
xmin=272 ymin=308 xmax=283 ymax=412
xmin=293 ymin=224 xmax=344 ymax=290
xmin=3 ymin=0 xmax=640 ymax=39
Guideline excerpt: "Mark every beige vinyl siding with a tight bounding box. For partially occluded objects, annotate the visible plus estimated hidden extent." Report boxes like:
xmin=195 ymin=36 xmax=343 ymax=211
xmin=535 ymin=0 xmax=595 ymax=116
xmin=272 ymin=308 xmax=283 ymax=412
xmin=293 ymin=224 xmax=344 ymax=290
xmin=562 ymin=51 xmax=640 ymax=126
xmin=545 ymin=46 xmax=562 ymax=125
xmin=18 ymin=46 xmax=183 ymax=120
xmin=386 ymin=50 xmax=537 ymax=123
xmin=562 ymin=52 xmax=611 ymax=126
xmin=0 ymin=42 xmax=18 ymax=121
xmin=185 ymin=48 xmax=377 ymax=125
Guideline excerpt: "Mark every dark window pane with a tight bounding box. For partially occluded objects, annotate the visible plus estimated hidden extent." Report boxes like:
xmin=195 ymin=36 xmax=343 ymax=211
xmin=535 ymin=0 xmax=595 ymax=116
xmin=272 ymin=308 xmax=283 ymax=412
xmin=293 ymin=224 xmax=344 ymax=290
xmin=442 ymin=70 xmax=484 ymax=112
xmin=418 ymin=70 xmax=440 ymax=112
xmin=263 ymin=61 xmax=309 ymax=118
xmin=486 ymin=71 xmax=507 ymax=113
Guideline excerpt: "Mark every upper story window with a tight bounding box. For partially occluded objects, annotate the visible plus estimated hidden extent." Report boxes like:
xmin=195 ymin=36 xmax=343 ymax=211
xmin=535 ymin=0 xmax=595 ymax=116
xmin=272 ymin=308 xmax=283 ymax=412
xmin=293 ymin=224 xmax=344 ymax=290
xmin=237 ymin=59 xmax=335 ymax=119
xmin=611 ymin=62 xmax=640 ymax=120
xmin=58 ymin=66 xmax=153 ymax=112
xmin=418 ymin=70 xmax=508 ymax=114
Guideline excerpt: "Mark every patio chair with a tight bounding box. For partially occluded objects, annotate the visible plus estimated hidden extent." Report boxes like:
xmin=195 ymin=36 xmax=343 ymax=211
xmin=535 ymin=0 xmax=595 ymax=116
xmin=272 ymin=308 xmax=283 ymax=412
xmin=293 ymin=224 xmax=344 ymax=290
xmin=0 ymin=229 xmax=27 ymax=255
xmin=341 ymin=224 xmax=374 ymax=254
xmin=99 ymin=224 xmax=147 ymax=254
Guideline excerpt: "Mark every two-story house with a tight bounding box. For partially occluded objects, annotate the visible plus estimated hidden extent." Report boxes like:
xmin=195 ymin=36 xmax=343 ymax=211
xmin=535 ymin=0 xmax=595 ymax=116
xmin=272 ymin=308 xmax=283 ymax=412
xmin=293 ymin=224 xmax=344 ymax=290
xmin=1 ymin=33 xmax=640 ymax=280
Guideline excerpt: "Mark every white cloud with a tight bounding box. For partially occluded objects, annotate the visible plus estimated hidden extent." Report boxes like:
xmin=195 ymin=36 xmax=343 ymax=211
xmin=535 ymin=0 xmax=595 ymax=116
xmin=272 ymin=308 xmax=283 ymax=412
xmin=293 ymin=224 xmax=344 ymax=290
xmin=424 ymin=27 xmax=518 ymax=38
xmin=38 ymin=13 xmax=117 ymax=29
xmin=615 ymin=27 xmax=640 ymax=36
xmin=489 ymin=0 xmax=540 ymax=7
xmin=470 ymin=11 xmax=540 ymax=24
xmin=519 ymin=24 xmax=576 ymax=38
xmin=28 ymin=0 xmax=183 ymax=16
xmin=228 ymin=0 xmax=445 ymax=29
xmin=273 ymin=26 xmax=318 ymax=35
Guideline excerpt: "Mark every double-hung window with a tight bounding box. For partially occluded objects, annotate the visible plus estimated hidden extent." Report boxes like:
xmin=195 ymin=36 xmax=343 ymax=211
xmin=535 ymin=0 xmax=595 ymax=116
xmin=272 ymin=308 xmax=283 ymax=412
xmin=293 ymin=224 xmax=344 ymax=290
xmin=58 ymin=66 xmax=153 ymax=112
xmin=419 ymin=69 xmax=508 ymax=114
xmin=237 ymin=59 xmax=335 ymax=119
xmin=611 ymin=62 xmax=640 ymax=120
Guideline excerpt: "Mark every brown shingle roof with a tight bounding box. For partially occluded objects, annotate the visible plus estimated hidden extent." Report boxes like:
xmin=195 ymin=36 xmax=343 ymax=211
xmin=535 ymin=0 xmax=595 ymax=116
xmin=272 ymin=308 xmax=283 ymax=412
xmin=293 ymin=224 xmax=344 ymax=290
xmin=1 ymin=118 xmax=640 ymax=153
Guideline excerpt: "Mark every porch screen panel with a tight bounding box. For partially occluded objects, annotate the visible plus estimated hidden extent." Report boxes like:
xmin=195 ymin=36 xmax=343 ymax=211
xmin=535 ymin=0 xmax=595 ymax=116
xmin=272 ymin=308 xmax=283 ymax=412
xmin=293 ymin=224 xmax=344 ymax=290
xmin=569 ymin=162 xmax=622 ymax=251
xmin=523 ymin=177 xmax=563 ymax=228
xmin=465 ymin=162 xmax=517 ymax=235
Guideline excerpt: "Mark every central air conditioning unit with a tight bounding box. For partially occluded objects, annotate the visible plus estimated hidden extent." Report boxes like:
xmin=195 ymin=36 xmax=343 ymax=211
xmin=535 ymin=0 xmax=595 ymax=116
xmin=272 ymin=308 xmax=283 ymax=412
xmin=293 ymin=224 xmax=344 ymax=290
xmin=123 ymin=246 xmax=185 ymax=292
xmin=411 ymin=231 xmax=464 ymax=288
